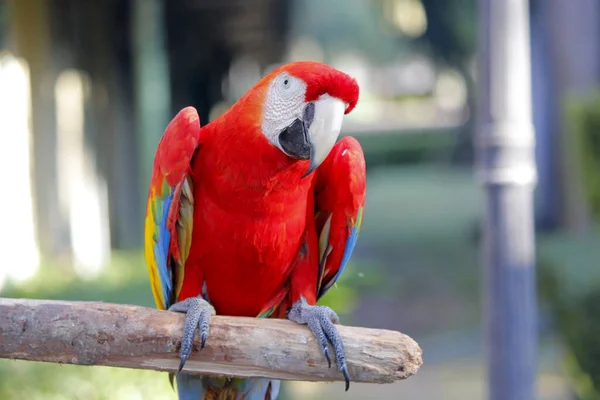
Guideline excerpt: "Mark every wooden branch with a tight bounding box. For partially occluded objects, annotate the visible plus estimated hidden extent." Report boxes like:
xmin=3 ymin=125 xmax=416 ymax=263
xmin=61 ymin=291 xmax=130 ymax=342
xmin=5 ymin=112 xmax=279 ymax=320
xmin=0 ymin=298 xmax=422 ymax=383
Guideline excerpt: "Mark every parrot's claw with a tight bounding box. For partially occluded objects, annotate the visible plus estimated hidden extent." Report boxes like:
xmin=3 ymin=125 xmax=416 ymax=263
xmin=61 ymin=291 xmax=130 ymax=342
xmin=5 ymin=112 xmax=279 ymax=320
xmin=287 ymin=299 xmax=350 ymax=391
xmin=168 ymin=296 xmax=216 ymax=373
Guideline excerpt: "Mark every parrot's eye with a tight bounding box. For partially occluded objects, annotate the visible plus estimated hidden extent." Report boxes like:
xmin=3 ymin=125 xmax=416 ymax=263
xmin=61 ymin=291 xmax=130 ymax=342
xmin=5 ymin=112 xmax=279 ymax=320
xmin=274 ymin=73 xmax=302 ymax=99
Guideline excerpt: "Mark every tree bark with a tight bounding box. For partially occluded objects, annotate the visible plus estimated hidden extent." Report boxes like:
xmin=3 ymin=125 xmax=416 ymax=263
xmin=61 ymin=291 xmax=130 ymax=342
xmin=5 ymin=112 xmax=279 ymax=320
xmin=0 ymin=298 xmax=422 ymax=384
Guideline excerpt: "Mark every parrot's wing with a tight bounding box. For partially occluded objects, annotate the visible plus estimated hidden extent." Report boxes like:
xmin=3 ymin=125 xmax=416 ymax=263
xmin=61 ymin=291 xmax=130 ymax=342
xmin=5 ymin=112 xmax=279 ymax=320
xmin=314 ymin=136 xmax=366 ymax=301
xmin=144 ymin=107 xmax=201 ymax=310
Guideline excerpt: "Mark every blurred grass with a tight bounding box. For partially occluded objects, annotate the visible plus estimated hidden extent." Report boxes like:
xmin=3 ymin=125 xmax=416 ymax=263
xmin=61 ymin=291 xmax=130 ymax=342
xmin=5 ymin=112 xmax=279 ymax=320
xmin=0 ymin=251 xmax=176 ymax=400
xmin=537 ymin=232 xmax=600 ymax=400
xmin=0 ymin=362 xmax=173 ymax=400
xmin=3 ymin=251 xmax=154 ymax=305
xmin=349 ymin=164 xmax=483 ymax=336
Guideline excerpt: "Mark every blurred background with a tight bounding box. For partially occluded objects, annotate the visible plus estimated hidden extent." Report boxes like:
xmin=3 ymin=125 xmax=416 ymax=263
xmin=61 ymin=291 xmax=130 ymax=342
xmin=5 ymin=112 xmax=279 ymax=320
xmin=0 ymin=0 xmax=599 ymax=399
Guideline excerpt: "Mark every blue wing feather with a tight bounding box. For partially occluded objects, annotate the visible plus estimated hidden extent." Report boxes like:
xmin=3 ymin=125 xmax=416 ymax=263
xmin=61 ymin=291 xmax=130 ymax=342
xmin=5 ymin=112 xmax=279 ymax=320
xmin=337 ymin=206 xmax=363 ymax=279
xmin=317 ymin=206 xmax=364 ymax=300
xmin=313 ymin=137 xmax=366 ymax=302
xmin=144 ymin=106 xmax=201 ymax=312
xmin=155 ymin=188 xmax=175 ymax=308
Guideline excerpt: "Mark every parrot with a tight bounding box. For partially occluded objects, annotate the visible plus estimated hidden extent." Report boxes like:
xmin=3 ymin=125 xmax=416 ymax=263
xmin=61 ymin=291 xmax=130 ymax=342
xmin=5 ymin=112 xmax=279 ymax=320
xmin=144 ymin=60 xmax=366 ymax=400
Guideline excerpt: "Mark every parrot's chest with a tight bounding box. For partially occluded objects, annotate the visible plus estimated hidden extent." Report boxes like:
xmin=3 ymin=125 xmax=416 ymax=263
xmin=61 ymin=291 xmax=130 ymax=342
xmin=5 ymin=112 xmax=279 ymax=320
xmin=190 ymin=179 xmax=313 ymax=317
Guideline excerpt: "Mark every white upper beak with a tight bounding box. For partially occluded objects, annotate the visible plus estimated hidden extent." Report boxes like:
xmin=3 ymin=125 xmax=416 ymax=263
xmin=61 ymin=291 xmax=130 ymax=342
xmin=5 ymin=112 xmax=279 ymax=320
xmin=304 ymin=94 xmax=346 ymax=176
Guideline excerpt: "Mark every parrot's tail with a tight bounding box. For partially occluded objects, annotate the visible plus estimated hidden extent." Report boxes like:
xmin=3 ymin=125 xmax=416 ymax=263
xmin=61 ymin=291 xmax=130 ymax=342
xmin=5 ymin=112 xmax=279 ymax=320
xmin=175 ymin=374 xmax=281 ymax=400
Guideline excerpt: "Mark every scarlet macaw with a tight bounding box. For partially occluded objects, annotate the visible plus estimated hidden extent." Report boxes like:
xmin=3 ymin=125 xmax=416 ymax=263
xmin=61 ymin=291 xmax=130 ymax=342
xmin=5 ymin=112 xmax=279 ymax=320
xmin=145 ymin=61 xmax=366 ymax=399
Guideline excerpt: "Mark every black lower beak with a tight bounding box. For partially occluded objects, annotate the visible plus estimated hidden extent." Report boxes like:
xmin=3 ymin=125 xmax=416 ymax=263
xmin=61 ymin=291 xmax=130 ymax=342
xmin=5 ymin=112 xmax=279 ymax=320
xmin=278 ymin=103 xmax=315 ymax=162
xmin=278 ymin=119 xmax=311 ymax=160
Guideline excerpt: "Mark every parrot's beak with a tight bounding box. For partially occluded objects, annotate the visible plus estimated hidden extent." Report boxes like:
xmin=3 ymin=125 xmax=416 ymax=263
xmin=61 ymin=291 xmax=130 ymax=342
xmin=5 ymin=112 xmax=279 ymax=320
xmin=302 ymin=95 xmax=346 ymax=177
xmin=277 ymin=94 xmax=347 ymax=177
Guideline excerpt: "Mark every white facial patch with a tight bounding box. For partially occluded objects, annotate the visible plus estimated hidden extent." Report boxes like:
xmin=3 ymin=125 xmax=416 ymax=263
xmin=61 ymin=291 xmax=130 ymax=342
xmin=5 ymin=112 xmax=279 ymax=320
xmin=261 ymin=73 xmax=307 ymax=149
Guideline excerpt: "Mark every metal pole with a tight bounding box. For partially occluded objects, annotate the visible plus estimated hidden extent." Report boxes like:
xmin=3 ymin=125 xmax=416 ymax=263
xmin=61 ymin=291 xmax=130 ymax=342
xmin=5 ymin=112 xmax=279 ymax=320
xmin=477 ymin=1 xmax=538 ymax=400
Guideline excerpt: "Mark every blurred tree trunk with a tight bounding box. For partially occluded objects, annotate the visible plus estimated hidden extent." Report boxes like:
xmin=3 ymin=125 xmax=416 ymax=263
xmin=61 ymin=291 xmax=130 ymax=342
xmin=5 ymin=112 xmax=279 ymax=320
xmin=132 ymin=0 xmax=171 ymax=211
xmin=12 ymin=0 xmax=143 ymax=253
xmin=78 ymin=1 xmax=142 ymax=249
xmin=0 ymin=3 xmax=7 ymax=49
xmin=10 ymin=0 xmax=69 ymax=255
xmin=544 ymin=0 xmax=600 ymax=233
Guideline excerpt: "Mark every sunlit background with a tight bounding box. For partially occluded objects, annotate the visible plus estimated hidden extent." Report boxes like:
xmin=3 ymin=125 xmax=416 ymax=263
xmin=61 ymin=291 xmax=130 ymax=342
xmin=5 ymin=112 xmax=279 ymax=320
xmin=0 ymin=0 xmax=599 ymax=399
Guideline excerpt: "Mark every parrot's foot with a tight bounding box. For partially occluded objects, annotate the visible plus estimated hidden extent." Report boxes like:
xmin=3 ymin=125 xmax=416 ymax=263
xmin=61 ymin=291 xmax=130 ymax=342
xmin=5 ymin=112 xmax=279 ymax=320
xmin=168 ymin=296 xmax=216 ymax=372
xmin=287 ymin=298 xmax=350 ymax=391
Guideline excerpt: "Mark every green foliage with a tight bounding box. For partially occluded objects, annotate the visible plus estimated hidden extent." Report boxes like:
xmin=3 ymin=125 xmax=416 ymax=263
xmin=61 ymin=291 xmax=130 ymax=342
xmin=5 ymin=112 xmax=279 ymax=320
xmin=318 ymin=259 xmax=384 ymax=318
xmin=566 ymin=92 xmax=600 ymax=224
xmin=420 ymin=0 xmax=477 ymax=67
xmin=539 ymin=262 xmax=600 ymax=400
xmin=291 ymin=0 xmax=411 ymax=63
xmin=350 ymin=127 xmax=458 ymax=169
xmin=538 ymin=232 xmax=600 ymax=400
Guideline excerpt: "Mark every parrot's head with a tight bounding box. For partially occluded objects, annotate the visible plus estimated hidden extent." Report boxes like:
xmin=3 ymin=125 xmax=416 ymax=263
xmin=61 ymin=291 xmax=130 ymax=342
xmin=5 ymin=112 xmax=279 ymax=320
xmin=251 ymin=61 xmax=359 ymax=176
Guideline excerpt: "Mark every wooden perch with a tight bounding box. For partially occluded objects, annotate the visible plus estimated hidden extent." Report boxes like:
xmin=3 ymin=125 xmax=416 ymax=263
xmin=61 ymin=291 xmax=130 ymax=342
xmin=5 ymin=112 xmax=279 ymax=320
xmin=0 ymin=298 xmax=422 ymax=384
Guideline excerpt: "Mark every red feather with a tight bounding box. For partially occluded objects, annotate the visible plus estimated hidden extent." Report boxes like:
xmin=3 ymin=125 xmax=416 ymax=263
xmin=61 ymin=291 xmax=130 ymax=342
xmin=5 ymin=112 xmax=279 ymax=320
xmin=150 ymin=62 xmax=363 ymax=318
